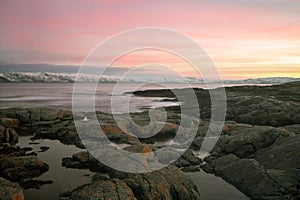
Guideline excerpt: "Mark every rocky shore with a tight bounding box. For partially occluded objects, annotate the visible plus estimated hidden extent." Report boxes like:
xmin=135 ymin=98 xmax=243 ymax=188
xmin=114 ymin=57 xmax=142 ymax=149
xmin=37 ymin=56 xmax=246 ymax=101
xmin=133 ymin=81 xmax=300 ymax=200
xmin=0 ymin=107 xmax=201 ymax=200
xmin=0 ymin=81 xmax=299 ymax=199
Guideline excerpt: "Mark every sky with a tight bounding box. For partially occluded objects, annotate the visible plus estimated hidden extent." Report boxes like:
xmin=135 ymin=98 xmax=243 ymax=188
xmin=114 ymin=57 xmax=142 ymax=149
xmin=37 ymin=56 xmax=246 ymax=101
xmin=0 ymin=0 xmax=299 ymax=80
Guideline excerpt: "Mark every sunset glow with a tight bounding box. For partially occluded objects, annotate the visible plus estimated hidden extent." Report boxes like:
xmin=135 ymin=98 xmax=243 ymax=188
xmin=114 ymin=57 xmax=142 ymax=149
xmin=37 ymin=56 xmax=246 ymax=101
xmin=0 ymin=0 xmax=299 ymax=79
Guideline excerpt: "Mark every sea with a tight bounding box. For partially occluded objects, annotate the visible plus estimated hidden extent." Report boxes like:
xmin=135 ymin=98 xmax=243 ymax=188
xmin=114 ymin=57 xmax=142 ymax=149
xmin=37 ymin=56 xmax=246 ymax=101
xmin=0 ymin=82 xmax=265 ymax=113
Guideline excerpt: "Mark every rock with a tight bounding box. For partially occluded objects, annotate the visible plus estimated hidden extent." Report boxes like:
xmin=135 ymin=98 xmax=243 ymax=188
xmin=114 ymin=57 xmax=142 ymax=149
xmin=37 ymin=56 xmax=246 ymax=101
xmin=156 ymin=149 xmax=180 ymax=164
xmin=254 ymin=134 xmax=300 ymax=170
xmin=123 ymin=144 xmax=153 ymax=154
xmin=200 ymin=163 xmax=214 ymax=173
xmin=19 ymin=179 xmax=53 ymax=189
xmin=57 ymin=128 xmax=81 ymax=147
xmin=40 ymin=108 xmax=60 ymax=121
xmin=15 ymin=108 xmax=30 ymax=123
xmin=39 ymin=146 xmax=50 ymax=152
xmin=101 ymin=123 xmax=124 ymax=135
xmin=181 ymin=166 xmax=200 ymax=172
xmin=28 ymin=142 xmax=40 ymax=145
xmin=92 ymin=173 xmax=110 ymax=181
xmin=139 ymin=122 xmax=179 ymax=143
xmin=30 ymin=122 xmax=83 ymax=148
xmin=64 ymin=148 xmax=156 ymax=174
xmin=64 ymin=178 xmax=137 ymax=200
xmin=72 ymin=151 xmax=91 ymax=163
xmin=61 ymin=111 xmax=73 ymax=121
xmin=0 ymin=156 xmax=49 ymax=182
xmin=108 ymin=116 xmax=181 ymax=143
xmin=62 ymin=166 xmax=201 ymax=200
xmin=190 ymin=137 xmax=204 ymax=150
xmin=173 ymin=157 xmax=191 ymax=168
xmin=25 ymin=152 xmax=37 ymax=156
xmin=225 ymin=83 xmax=300 ymax=126
xmin=0 ymin=144 xmax=23 ymax=156
xmin=212 ymin=126 xmax=288 ymax=158
xmin=61 ymin=150 xmax=201 ymax=199
xmin=0 ymin=177 xmax=24 ymax=200
xmin=168 ymin=149 xmax=202 ymax=168
xmin=203 ymin=127 xmax=300 ymax=199
xmin=62 ymin=152 xmax=104 ymax=172
xmin=211 ymin=154 xmax=283 ymax=199
xmin=0 ymin=118 xmax=20 ymax=128
xmin=20 ymin=147 xmax=33 ymax=152
xmin=180 ymin=114 xmax=197 ymax=128
xmin=181 ymin=149 xmax=202 ymax=165
xmin=134 ymin=82 xmax=300 ymax=127
xmin=5 ymin=128 xmax=19 ymax=145
xmin=0 ymin=132 xmax=6 ymax=143
xmin=105 ymin=131 xmax=140 ymax=145
xmin=0 ymin=127 xmax=19 ymax=145
xmin=0 ymin=124 xmax=5 ymax=135
xmin=280 ymin=124 xmax=300 ymax=134
xmin=27 ymin=107 xmax=41 ymax=121
xmin=62 ymin=158 xmax=83 ymax=169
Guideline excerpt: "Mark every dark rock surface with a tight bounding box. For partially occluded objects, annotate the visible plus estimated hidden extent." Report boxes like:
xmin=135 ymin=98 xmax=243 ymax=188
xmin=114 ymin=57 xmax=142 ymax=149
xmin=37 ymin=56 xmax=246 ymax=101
xmin=0 ymin=177 xmax=24 ymax=200
xmin=0 ymin=119 xmax=19 ymax=145
xmin=19 ymin=179 xmax=53 ymax=189
xmin=173 ymin=149 xmax=202 ymax=169
xmin=200 ymin=124 xmax=300 ymax=200
xmin=39 ymin=146 xmax=50 ymax=152
xmin=1 ymin=107 xmax=202 ymax=199
xmin=61 ymin=150 xmax=201 ymax=199
xmin=0 ymin=155 xmax=49 ymax=182
xmin=60 ymin=165 xmax=201 ymax=200
xmin=133 ymin=81 xmax=300 ymax=127
xmin=0 ymin=119 xmax=50 ymax=194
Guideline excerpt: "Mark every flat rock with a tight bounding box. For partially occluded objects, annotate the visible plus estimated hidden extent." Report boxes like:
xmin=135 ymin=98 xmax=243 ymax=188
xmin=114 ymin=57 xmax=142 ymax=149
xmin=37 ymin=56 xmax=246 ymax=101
xmin=202 ymin=126 xmax=300 ymax=199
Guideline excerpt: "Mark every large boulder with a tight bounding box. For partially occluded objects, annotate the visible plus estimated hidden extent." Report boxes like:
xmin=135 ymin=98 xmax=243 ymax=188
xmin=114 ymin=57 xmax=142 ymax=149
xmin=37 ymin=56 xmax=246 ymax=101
xmin=61 ymin=166 xmax=201 ymax=200
xmin=0 ymin=177 xmax=24 ymax=200
xmin=212 ymin=125 xmax=292 ymax=158
xmin=0 ymin=156 xmax=49 ymax=181
xmin=209 ymin=154 xmax=284 ymax=199
xmin=202 ymin=125 xmax=300 ymax=199
xmin=0 ymin=126 xmax=19 ymax=145
xmin=61 ymin=177 xmax=137 ymax=200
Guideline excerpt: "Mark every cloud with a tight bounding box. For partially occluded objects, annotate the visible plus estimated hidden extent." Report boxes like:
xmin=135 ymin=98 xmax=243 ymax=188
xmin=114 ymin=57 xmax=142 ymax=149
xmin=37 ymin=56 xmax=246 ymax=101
xmin=0 ymin=0 xmax=299 ymax=79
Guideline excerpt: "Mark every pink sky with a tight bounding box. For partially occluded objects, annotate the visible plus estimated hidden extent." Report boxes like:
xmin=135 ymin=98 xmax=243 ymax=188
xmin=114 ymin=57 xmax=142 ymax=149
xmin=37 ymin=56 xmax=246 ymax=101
xmin=0 ymin=0 xmax=299 ymax=79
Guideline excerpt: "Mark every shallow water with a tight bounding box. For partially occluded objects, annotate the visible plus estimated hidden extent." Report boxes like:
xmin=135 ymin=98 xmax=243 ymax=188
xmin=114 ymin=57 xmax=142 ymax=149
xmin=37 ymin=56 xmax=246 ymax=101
xmin=185 ymin=171 xmax=249 ymax=200
xmin=17 ymin=136 xmax=249 ymax=200
xmin=18 ymin=136 xmax=94 ymax=200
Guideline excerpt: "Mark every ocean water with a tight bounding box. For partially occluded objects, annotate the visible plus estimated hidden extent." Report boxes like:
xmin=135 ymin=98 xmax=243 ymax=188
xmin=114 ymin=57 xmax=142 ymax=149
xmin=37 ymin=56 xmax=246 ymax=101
xmin=0 ymin=82 xmax=263 ymax=114
xmin=0 ymin=83 xmax=183 ymax=113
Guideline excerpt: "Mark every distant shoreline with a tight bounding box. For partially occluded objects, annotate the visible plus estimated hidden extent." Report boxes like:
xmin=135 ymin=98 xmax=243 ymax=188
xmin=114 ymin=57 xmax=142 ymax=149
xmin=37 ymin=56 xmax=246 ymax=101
xmin=1 ymin=72 xmax=299 ymax=84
